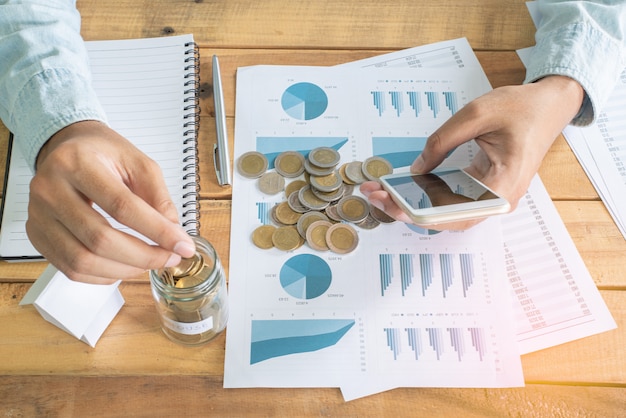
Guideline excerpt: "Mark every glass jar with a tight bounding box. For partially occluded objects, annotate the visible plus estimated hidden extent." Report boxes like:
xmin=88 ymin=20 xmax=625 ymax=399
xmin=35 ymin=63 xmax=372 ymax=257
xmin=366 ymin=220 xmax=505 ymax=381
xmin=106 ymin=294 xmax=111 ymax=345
xmin=150 ymin=235 xmax=228 ymax=346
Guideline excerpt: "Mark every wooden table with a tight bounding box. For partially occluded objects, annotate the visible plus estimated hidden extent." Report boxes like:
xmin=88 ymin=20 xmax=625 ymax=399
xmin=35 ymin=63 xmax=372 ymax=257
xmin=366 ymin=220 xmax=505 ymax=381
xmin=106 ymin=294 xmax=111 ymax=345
xmin=1 ymin=1 xmax=624 ymax=416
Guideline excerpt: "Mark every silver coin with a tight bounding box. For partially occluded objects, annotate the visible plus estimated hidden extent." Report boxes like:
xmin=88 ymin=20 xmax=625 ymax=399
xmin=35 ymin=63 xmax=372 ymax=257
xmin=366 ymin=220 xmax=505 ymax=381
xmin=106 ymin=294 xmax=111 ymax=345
xmin=258 ymin=171 xmax=285 ymax=195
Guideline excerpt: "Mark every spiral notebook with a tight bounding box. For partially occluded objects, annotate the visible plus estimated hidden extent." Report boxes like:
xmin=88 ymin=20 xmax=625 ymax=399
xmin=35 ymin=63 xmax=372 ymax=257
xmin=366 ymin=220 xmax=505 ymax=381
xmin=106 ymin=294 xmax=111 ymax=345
xmin=0 ymin=34 xmax=200 ymax=260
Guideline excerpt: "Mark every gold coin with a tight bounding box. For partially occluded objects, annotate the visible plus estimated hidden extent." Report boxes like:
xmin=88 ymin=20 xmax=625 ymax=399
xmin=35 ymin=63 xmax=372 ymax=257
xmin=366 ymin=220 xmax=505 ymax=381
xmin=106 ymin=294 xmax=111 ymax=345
xmin=258 ymin=171 xmax=285 ymax=195
xmin=326 ymin=223 xmax=358 ymax=254
xmin=296 ymin=211 xmax=330 ymax=238
xmin=275 ymin=151 xmax=305 ymax=178
xmin=272 ymin=226 xmax=305 ymax=251
xmin=344 ymin=161 xmax=367 ymax=184
xmin=237 ymin=151 xmax=268 ymax=178
xmin=251 ymin=225 xmax=277 ymax=249
xmin=336 ymin=195 xmax=369 ymax=223
xmin=174 ymin=275 xmax=206 ymax=288
xmin=274 ymin=201 xmax=302 ymax=225
xmin=285 ymin=179 xmax=308 ymax=198
xmin=309 ymin=171 xmax=343 ymax=193
xmin=306 ymin=220 xmax=332 ymax=251
xmin=362 ymin=156 xmax=393 ymax=181
xmin=308 ymin=147 xmax=340 ymax=168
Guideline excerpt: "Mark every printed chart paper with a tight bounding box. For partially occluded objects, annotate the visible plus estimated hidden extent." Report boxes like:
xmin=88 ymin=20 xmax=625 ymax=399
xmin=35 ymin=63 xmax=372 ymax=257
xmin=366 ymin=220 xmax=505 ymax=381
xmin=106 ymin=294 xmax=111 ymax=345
xmin=225 ymin=38 xmax=616 ymax=400
xmin=225 ymin=64 xmax=524 ymax=393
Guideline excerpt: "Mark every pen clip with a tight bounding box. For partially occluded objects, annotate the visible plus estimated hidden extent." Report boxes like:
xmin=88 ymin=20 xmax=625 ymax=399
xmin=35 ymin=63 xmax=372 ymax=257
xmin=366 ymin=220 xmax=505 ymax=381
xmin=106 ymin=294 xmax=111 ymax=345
xmin=213 ymin=143 xmax=225 ymax=186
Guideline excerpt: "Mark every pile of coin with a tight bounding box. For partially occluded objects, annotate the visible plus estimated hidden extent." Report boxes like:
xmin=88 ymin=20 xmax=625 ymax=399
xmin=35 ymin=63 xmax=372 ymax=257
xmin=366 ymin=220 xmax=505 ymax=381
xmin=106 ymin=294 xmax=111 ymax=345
xmin=237 ymin=147 xmax=396 ymax=254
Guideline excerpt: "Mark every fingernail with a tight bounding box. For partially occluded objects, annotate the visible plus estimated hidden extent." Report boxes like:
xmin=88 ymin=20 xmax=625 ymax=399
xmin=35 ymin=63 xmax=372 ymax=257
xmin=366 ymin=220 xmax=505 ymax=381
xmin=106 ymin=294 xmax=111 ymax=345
xmin=165 ymin=253 xmax=182 ymax=268
xmin=411 ymin=155 xmax=425 ymax=173
xmin=174 ymin=240 xmax=196 ymax=258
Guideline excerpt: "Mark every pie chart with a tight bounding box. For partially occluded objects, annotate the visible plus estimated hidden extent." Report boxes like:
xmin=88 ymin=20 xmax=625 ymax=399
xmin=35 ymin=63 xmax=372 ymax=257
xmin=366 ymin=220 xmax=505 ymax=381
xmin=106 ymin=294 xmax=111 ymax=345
xmin=281 ymin=82 xmax=328 ymax=120
xmin=279 ymin=254 xmax=332 ymax=299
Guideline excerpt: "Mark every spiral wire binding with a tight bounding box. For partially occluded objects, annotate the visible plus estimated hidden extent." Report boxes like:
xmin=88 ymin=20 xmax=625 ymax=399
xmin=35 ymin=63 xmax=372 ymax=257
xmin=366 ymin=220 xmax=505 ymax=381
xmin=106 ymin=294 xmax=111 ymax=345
xmin=182 ymin=41 xmax=201 ymax=236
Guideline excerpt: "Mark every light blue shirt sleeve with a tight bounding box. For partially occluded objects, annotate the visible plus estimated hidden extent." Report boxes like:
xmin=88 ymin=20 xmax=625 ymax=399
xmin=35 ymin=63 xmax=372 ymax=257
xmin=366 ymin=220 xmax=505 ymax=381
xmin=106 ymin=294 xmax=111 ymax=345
xmin=524 ymin=0 xmax=626 ymax=126
xmin=0 ymin=0 xmax=107 ymax=171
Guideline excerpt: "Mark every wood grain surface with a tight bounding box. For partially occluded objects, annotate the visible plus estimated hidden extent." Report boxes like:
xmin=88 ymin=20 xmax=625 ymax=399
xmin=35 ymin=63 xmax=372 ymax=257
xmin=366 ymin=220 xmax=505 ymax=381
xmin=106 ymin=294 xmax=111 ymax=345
xmin=0 ymin=0 xmax=623 ymax=416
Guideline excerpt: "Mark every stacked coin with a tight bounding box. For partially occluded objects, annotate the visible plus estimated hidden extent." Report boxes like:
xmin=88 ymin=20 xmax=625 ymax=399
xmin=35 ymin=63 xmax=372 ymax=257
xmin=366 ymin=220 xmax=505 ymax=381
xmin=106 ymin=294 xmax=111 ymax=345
xmin=238 ymin=148 xmax=396 ymax=254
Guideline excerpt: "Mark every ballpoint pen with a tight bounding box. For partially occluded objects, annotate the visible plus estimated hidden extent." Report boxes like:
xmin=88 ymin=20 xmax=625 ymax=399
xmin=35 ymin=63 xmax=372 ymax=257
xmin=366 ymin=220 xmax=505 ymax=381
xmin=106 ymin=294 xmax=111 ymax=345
xmin=212 ymin=55 xmax=232 ymax=186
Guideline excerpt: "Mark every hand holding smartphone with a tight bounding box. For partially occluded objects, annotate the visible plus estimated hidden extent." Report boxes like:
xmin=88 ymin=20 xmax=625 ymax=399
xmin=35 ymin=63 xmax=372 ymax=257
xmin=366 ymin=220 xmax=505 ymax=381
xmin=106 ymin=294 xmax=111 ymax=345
xmin=378 ymin=169 xmax=510 ymax=225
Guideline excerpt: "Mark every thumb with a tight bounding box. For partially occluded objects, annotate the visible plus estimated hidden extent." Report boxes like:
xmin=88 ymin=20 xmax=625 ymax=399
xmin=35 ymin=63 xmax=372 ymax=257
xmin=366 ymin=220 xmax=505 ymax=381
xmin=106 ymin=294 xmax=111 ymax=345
xmin=411 ymin=104 xmax=486 ymax=174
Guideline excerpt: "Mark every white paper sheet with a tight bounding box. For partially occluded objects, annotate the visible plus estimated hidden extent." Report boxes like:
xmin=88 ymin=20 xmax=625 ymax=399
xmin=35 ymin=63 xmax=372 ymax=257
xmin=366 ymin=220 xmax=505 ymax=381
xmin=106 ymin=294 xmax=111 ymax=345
xmin=225 ymin=62 xmax=524 ymax=392
xmin=225 ymin=38 xmax=616 ymax=401
xmin=344 ymin=39 xmax=617 ymax=356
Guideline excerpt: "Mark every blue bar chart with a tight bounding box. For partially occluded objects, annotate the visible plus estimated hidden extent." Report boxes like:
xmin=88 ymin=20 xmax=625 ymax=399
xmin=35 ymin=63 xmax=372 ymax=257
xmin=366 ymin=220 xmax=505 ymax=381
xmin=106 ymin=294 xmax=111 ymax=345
xmin=370 ymin=90 xmax=460 ymax=119
xmin=383 ymin=326 xmax=487 ymax=362
xmin=256 ymin=201 xmax=272 ymax=225
xmin=379 ymin=251 xmax=478 ymax=299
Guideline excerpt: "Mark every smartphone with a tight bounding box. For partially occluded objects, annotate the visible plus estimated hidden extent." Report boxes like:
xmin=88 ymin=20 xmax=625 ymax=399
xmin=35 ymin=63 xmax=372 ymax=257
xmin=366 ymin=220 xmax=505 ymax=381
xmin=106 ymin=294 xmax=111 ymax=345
xmin=379 ymin=168 xmax=510 ymax=225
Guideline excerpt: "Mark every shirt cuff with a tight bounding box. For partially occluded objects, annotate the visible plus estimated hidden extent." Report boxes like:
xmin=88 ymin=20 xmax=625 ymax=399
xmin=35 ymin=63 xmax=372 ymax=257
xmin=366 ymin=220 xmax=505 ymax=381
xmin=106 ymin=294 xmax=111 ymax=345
xmin=524 ymin=22 xmax=625 ymax=126
xmin=11 ymin=68 xmax=108 ymax=171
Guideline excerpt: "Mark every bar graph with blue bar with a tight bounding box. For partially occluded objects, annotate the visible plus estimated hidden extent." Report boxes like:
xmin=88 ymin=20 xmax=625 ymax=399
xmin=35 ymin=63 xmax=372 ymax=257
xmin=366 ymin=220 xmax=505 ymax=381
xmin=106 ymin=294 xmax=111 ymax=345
xmin=377 ymin=250 xmax=477 ymax=298
xmin=425 ymin=91 xmax=440 ymax=118
xmin=427 ymin=327 xmax=444 ymax=360
xmin=379 ymin=253 xmax=394 ymax=296
xmin=407 ymin=91 xmax=421 ymax=117
xmin=440 ymin=253 xmax=454 ymax=297
xmin=256 ymin=202 xmax=272 ymax=225
xmin=419 ymin=254 xmax=434 ymax=296
xmin=447 ymin=327 xmax=465 ymax=361
xmin=384 ymin=327 xmax=402 ymax=360
xmin=399 ymin=254 xmax=414 ymax=296
xmin=371 ymin=91 xmax=385 ymax=116
xmin=469 ymin=327 xmax=487 ymax=361
xmin=389 ymin=91 xmax=404 ymax=116
xmin=443 ymin=91 xmax=458 ymax=114
xmin=382 ymin=327 xmax=488 ymax=362
xmin=405 ymin=328 xmax=423 ymax=360
xmin=370 ymin=90 xmax=459 ymax=119
xmin=460 ymin=253 xmax=474 ymax=297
